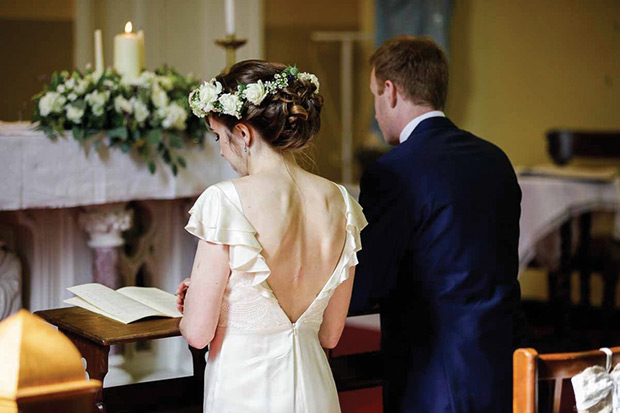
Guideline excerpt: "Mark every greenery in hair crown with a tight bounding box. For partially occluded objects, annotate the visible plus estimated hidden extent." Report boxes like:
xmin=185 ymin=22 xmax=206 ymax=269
xmin=188 ymin=65 xmax=320 ymax=120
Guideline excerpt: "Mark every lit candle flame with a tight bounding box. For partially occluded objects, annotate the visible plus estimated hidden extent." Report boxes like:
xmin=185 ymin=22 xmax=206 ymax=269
xmin=124 ymin=21 xmax=133 ymax=34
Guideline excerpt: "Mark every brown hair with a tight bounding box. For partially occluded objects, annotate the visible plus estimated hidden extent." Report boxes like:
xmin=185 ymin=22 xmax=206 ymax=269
xmin=210 ymin=60 xmax=324 ymax=151
xmin=370 ymin=35 xmax=448 ymax=110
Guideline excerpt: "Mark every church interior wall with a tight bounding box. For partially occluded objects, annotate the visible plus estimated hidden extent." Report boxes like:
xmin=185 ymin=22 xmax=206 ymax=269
xmin=1 ymin=0 xmax=620 ymax=339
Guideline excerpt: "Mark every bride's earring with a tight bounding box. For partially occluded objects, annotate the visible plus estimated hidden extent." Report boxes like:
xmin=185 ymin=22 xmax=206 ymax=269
xmin=244 ymin=143 xmax=248 ymax=153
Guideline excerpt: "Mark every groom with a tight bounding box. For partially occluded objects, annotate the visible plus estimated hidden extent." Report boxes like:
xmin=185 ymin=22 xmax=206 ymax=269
xmin=350 ymin=35 xmax=524 ymax=412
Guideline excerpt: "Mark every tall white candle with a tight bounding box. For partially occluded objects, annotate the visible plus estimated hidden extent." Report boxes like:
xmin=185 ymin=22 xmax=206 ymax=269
xmin=94 ymin=29 xmax=104 ymax=75
xmin=113 ymin=21 xmax=141 ymax=78
xmin=225 ymin=0 xmax=235 ymax=35
xmin=137 ymin=30 xmax=145 ymax=70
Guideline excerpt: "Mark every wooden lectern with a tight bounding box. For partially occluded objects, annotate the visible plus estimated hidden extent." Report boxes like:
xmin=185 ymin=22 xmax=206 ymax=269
xmin=0 ymin=310 xmax=101 ymax=412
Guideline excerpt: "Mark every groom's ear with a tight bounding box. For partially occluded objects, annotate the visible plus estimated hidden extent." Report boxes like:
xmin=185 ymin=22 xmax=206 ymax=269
xmin=384 ymin=80 xmax=398 ymax=108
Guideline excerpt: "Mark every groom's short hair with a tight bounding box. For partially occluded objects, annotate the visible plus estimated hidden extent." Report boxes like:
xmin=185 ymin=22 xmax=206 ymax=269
xmin=370 ymin=35 xmax=449 ymax=110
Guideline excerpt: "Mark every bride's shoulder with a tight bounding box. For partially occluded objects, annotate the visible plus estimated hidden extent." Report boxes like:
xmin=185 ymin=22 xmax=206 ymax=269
xmin=306 ymin=173 xmax=345 ymax=196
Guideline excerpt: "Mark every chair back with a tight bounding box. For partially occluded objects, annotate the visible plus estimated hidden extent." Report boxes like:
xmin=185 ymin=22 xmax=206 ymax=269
xmin=514 ymin=346 xmax=620 ymax=412
xmin=547 ymin=130 xmax=620 ymax=165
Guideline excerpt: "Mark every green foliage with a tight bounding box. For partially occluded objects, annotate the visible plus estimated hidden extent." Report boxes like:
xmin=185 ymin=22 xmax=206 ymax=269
xmin=31 ymin=66 xmax=208 ymax=175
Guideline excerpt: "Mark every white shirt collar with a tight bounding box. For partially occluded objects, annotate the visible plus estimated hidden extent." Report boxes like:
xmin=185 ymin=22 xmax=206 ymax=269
xmin=399 ymin=110 xmax=446 ymax=143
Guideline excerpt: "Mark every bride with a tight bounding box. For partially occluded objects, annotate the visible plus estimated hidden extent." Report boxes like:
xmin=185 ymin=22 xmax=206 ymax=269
xmin=176 ymin=60 xmax=367 ymax=412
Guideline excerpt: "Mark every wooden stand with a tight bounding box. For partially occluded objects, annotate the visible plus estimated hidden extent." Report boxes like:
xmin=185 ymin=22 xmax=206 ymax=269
xmin=35 ymin=306 xmax=382 ymax=411
xmin=35 ymin=307 xmax=207 ymax=412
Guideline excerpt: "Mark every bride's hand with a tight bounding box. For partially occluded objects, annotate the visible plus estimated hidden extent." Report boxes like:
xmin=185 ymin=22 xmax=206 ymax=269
xmin=176 ymin=278 xmax=191 ymax=314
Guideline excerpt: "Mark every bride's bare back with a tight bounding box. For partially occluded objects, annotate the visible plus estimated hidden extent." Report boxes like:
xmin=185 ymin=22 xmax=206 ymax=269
xmin=233 ymin=168 xmax=346 ymax=323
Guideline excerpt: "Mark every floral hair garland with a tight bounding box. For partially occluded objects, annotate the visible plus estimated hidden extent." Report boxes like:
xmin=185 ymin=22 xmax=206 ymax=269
xmin=188 ymin=65 xmax=320 ymax=120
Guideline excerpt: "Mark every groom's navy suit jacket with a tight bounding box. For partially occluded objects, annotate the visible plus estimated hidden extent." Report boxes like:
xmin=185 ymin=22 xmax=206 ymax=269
xmin=351 ymin=117 xmax=523 ymax=412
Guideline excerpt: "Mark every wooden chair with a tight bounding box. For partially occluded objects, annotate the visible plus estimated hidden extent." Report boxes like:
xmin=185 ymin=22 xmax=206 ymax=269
xmin=513 ymin=346 xmax=620 ymax=412
xmin=543 ymin=129 xmax=620 ymax=346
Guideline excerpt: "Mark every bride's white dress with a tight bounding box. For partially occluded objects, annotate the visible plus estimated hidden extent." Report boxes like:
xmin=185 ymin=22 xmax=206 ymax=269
xmin=185 ymin=180 xmax=367 ymax=412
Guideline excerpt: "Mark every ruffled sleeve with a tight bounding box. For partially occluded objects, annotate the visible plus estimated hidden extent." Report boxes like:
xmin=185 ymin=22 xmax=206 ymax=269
xmin=318 ymin=185 xmax=369 ymax=297
xmin=185 ymin=182 xmax=273 ymax=298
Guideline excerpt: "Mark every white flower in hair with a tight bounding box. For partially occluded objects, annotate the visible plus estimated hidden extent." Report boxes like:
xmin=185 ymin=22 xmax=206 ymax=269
xmin=299 ymin=72 xmax=320 ymax=93
xmin=198 ymin=79 xmax=222 ymax=112
xmin=188 ymin=66 xmax=320 ymax=119
xmin=218 ymin=93 xmax=243 ymax=119
xmin=244 ymin=80 xmax=267 ymax=105
xmin=189 ymin=79 xmax=222 ymax=117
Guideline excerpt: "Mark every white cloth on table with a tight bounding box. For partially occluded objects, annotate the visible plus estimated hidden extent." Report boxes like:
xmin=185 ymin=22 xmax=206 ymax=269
xmin=518 ymin=176 xmax=620 ymax=272
xmin=184 ymin=180 xmax=368 ymax=412
xmin=0 ymin=247 xmax=22 ymax=320
xmin=0 ymin=121 xmax=234 ymax=211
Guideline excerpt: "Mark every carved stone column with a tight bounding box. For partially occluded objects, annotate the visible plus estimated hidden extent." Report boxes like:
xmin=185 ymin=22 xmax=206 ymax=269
xmin=79 ymin=204 xmax=132 ymax=288
xmin=79 ymin=203 xmax=133 ymax=387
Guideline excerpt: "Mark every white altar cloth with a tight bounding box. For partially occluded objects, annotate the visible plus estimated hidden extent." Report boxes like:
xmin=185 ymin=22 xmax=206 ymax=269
xmin=0 ymin=122 xmax=233 ymax=211
xmin=518 ymin=175 xmax=620 ymax=271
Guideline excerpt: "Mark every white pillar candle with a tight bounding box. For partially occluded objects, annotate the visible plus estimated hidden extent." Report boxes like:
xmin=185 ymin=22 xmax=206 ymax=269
xmin=114 ymin=21 xmax=141 ymax=78
xmin=137 ymin=30 xmax=145 ymax=71
xmin=225 ymin=0 xmax=235 ymax=35
xmin=94 ymin=29 xmax=104 ymax=75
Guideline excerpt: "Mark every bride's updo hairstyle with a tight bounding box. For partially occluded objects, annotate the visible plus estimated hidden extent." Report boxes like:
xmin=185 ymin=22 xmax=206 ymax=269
xmin=212 ymin=60 xmax=323 ymax=151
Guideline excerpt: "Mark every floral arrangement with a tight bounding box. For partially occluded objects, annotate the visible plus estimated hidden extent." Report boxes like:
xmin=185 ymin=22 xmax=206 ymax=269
xmin=31 ymin=67 xmax=208 ymax=175
xmin=189 ymin=65 xmax=320 ymax=120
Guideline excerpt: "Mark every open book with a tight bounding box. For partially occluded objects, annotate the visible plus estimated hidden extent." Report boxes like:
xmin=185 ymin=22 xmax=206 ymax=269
xmin=64 ymin=283 xmax=182 ymax=324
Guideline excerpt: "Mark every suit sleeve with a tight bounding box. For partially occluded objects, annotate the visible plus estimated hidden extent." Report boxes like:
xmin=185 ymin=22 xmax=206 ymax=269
xmin=349 ymin=161 xmax=415 ymax=313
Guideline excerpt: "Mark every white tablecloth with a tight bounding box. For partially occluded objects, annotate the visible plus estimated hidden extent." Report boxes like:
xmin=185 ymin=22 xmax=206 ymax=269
xmin=518 ymin=175 xmax=620 ymax=271
xmin=0 ymin=122 xmax=234 ymax=211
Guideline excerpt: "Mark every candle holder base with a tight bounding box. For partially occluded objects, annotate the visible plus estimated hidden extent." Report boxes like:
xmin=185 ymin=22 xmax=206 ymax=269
xmin=215 ymin=35 xmax=247 ymax=73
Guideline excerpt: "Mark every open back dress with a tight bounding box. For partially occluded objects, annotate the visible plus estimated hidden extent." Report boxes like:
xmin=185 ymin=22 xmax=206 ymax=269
xmin=185 ymin=180 xmax=367 ymax=412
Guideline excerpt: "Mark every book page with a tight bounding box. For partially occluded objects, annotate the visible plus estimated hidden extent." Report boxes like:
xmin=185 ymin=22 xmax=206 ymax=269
xmin=116 ymin=287 xmax=182 ymax=318
xmin=64 ymin=297 xmax=126 ymax=324
xmin=67 ymin=283 xmax=167 ymax=324
xmin=517 ymin=164 xmax=618 ymax=182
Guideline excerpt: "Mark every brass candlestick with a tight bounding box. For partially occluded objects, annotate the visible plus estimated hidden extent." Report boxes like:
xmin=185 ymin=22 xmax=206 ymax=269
xmin=215 ymin=34 xmax=247 ymax=73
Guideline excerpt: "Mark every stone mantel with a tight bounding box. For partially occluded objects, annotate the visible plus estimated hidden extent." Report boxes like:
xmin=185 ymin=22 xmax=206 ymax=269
xmin=0 ymin=122 xmax=234 ymax=211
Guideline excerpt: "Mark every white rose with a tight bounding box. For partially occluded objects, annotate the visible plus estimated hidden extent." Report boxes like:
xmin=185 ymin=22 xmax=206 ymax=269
xmin=65 ymin=78 xmax=76 ymax=90
xmin=75 ymin=79 xmax=89 ymax=95
xmin=139 ymin=71 xmax=155 ymax=83
xmin=121 ymin=75 xmax=138 ymax=86
xmin=299 ymin=72 xmax=320 ymax=93
xmin=57 ymin=84 xmax=65 ymax=93
xmin=68 ymin=92 xmax=78 ymax=101
xmin=39 ymin=92 xmax=66 ymax=116
xmin=123 ymin=72 xmax=153 ymax=88
xmin=132 ymin=98 xmax=150 ymax=124
xmin=244 ymin=80 xmax=267 ymax=105
xmin=189 ymin=90 xmax=205 ymax=117
xmin=65 ymin=104 xmax=85 ymax=124
xmin=86 ymin=91 xmax=108 ymax=116
xmin=157 ymin=76 xmax=173 ymax=91
xmin=159 ymin=102 xmax=187 ymax=130
xmin=218 ymin=93 xmax=243 ymax=118
xmin=103 ymin=79 xmax=117 ymax=90
xmin=199 ymin=79 xmax=222 ymax=112
xmin=114 ymin=96 xmax=133 ymax=114
xmin=152 ymin=85 xmax=169 ymax=108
